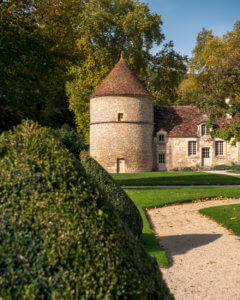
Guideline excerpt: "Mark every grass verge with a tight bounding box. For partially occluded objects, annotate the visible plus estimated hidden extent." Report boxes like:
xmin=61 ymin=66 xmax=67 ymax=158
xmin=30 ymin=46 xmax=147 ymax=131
xmin=199 ymin=204 xmax=240 ymax=236
xmin=125 ymin=188 xmax=240 ymax=267
xmin=113 ymin=171 xmax=240 ymax=186
xmin=228 ymin=170 xmax=240 ymax=174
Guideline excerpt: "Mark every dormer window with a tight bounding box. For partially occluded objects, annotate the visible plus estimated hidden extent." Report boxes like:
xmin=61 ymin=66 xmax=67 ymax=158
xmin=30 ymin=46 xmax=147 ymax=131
xmin=201 ymin=124 xmax=209 ymax=136
xmin=118 ymin=113 xmax=123 ymax=121
xmin=159 ymin=135 xmax=165 ymax=142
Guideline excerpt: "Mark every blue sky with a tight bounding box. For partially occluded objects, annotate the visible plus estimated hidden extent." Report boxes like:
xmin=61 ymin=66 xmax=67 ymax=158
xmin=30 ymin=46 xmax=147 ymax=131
xmin=142 ymin=0 xmax=240 ymax=58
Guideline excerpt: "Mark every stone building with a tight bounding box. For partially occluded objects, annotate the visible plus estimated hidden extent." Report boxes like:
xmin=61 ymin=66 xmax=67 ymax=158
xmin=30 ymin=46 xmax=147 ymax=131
xmin=90 ymin=57 xmax=240 ymax=173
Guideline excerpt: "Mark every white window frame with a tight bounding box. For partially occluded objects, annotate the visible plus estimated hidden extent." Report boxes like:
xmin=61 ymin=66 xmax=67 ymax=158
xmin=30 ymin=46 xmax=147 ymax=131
xmin=215 ymin=141 xmax=224 ymax=156
xmin=188 ymin=141 xmax=197 ymax=156
xmin=201 ymin=124 xmax=209 ymax=136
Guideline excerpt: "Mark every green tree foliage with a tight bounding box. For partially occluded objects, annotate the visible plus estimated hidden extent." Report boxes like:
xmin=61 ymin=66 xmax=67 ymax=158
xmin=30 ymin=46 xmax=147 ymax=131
xmin=1 ymin=0 xmax=187 ymax=136
xmin=0 ymin=1 xmax=73 ymax=130
xmin=178 ymin=22 xmax=240 ymax=141
xmin=0 ymin=120 xmax=173 ymax=299
xmin=145 ymin=41 xmax=188 ymax=106
xmin=65 ymin=0 xmax=164 ymax=140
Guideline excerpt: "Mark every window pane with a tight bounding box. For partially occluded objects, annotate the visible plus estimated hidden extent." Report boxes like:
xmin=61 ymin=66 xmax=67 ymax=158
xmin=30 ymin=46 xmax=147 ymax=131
xmin=215 ymin=141 xmax=223 ymax=156
xmin=201 ymin=124 xmax=206 ymax=136
xmin=159 ymin=153 xmax=165 ymax=163
xmin=202 ymin=147 xmax=210 ymax=158
xmin=118 ymin=113 xmax=123 ymax=121
xmin=159 ymin=135 xmax=165 ymax=142
xmin=188 ymin=141 xmax=196 ymax=156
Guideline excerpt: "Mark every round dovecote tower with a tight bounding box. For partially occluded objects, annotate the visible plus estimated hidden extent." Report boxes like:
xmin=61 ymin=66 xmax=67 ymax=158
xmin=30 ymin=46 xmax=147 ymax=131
xmin=90 ymin=56 xmax=154 ymax=173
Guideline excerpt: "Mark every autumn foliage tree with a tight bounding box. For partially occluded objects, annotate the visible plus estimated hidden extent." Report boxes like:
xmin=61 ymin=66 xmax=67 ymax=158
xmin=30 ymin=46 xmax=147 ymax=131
xmin=178 ymin=22 xmax=240 ymax=141
xmin=65 ymin=0 xmax=165 ymax=139
xmin=1 ymin=0 xmax=187 ymax=137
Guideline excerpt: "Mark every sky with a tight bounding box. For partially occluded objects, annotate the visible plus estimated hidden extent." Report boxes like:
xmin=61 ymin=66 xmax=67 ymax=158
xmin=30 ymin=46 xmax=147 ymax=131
xmin=142 ymin=0 xmax=240 ymax=58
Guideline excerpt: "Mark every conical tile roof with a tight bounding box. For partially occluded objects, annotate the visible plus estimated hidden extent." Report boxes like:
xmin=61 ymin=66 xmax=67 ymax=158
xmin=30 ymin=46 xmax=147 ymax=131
xmin=90 ymin=57 xmax=152 ymax=98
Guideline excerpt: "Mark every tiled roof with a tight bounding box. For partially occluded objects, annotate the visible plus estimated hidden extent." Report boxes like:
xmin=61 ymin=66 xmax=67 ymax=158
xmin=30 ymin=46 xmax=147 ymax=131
xmin=154 ymin=106 xmax=206 ymax=137
xmin=91 ymin=57 xmax=152 ymax=98
xmin=154 ymin=106 xmax=234 ymax=137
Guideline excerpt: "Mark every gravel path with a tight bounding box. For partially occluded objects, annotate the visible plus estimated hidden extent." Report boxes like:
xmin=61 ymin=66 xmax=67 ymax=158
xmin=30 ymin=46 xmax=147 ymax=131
xmin=147 ymin=199 xmax=240 ymax=300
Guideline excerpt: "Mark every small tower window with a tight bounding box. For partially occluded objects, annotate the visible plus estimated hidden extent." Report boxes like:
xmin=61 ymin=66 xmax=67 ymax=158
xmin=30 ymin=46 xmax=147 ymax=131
xmin=118 ymin=113 xmax=123 ymax=121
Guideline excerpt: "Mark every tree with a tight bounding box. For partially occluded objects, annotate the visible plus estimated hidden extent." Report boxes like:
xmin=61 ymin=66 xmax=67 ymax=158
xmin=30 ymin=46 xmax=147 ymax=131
xmin=0 ymin=1 xmax=74 ymax=130
xmin=64 ymin=0 xmax=164 ymax=140
xmin=1 ymin=0 xmax=187 ymax=136
xmin=145 ymin=41 xmax=188 ymax=106
xmin=178 ymin=21 xmax=240 ymax=141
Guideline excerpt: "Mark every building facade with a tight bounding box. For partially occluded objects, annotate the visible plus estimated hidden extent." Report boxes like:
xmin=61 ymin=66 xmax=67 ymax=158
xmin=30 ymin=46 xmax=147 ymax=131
xmin=90 ymin=57 xmax=240 ymax=173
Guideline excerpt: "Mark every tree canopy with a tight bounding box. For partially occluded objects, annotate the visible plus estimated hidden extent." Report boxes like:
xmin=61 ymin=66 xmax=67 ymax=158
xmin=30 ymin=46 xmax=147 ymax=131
xmin=178 ymin=21 xmax=240 ymax=142
xmin=1 ymin=0 xmax=187 ymax=137
xmin=65 ymin=0 xmax=164 ymax=139
xmin=0 ymin=1 xmax=75 ymax=130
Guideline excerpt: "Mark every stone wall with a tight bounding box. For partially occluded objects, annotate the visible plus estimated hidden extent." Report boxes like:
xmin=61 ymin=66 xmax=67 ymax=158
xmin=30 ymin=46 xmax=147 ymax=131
xmin=90 ymin=95 xmax=153 ymax=173
xmin=90 ymin=95 xmax=153 ymax=124
xmin=154 ymin=136 xmax=240 ymax=171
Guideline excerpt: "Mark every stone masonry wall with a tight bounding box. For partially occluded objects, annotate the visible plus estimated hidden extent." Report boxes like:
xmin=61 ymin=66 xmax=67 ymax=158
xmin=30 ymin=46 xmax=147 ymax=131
xmin=90 ymin=95 xmax=153 ymax=124
xmin=154 ymin=136 xmax=240 ymax=171
xmin=90 ymin=95 xmax=154 ymax=173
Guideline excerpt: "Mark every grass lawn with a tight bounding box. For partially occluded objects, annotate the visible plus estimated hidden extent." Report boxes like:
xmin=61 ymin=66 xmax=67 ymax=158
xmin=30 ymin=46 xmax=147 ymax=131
xmin=125 ymin=188 xmax=240 ymax=267
xmin=200 ymin=204 xmax=240 ymax=236
xmin=228 ymin=170 xmax=240 ymax=174
xmin=112 ymin=171 xmax=240 ymax=186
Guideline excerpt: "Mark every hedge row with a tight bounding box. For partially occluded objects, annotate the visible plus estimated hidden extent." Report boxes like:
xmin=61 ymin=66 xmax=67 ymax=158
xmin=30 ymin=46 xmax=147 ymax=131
xmin=80 ymin=151 xmax=143 ymax=238
xmin=213 ymin=164 xmax=240 ymax=170
xmin=0 ymin=120 xmax=173 ymax=299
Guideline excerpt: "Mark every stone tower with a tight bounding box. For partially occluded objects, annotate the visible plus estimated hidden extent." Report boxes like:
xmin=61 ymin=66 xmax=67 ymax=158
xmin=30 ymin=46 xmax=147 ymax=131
xmin=90 ymin=56 xmax=154 ymax=173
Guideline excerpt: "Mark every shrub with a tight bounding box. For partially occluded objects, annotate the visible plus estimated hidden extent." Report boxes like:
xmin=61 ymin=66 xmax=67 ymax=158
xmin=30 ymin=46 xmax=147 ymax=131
xmin=172 ymin=168 xmax=179 ymax=171
xmin=80 ymin=151 xmax=143 ymax=238
xmin=50 ymin=124 xmax=87 ymax=157
xmin=182 ymin=167 xmax=192 ymax=172
xmin=231 ymin=164 xmax=240 ymax=170
xmin=0 ymin=120 xmax=172 ymax=299
xmin=213 ymin=164 xmax=232 ymax=170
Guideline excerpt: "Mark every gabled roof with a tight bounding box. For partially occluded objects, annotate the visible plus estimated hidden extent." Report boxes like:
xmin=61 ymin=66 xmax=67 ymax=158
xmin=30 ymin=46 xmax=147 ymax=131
xmin=154 ymin=106 xmax=206 ymax=137
xmin=90 ymin=57 xmax=152 ymax=98
xmin=154 ymin=106 xmax=234 ymax=137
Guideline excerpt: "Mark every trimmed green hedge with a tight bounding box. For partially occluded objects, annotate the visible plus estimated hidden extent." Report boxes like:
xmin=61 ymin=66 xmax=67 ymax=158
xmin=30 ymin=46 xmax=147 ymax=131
xmin=0 ymin=120 xmax=172 ymax=299
xmin=213 ymin=164 xmax=232 ymax=170
xmin=80 ymin=151 xmax=143 ymax=238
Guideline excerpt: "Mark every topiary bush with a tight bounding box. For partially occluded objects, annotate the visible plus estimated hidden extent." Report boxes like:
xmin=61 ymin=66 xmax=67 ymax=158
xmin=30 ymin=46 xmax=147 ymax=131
xmin=213 ymin=164 xmax=232 ymax=170
xmin=0 ymin=120 xmax=173 ymax=299
xmin=80 ymin=151 xmax=143 ymax=238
